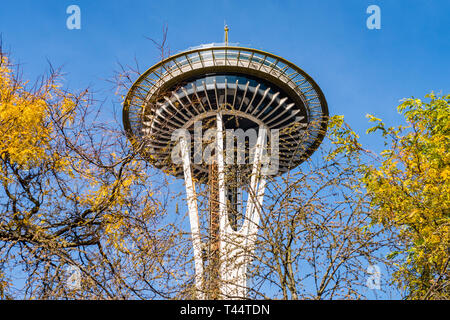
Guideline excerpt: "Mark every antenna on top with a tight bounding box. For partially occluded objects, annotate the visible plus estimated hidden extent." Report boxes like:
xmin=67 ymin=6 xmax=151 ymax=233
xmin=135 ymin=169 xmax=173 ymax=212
xmin=224 ymin=23 xmax=229 ymax=46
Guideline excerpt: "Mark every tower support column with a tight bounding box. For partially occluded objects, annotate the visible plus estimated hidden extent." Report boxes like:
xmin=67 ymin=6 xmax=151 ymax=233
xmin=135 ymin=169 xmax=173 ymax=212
xmin=180 ymin=136 xmax=205 ymax=299
xmin=217 ymin=116 xmax=267 ymax=299
xmin=180 ymin=112 xmax=267 ymax=299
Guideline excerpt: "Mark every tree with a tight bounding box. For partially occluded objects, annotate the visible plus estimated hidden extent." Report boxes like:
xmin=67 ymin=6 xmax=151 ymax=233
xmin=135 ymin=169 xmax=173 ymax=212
xmin=363 ymin=93 xmax=449 ymax=299
xmin=0 ymin=41 xmax=398 ymax=300
xmin=0 ymin=47 xmax=181 ymax=299
xmin=4 ymin=36 xmax=445 ymax=300
xmin=245 ymin=116 xmax=394 ymax=299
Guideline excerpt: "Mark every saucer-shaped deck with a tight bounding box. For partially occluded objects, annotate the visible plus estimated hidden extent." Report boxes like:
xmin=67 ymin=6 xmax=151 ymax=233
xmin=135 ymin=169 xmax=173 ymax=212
xmin=123 ymin=46 xmax=328 ymax=182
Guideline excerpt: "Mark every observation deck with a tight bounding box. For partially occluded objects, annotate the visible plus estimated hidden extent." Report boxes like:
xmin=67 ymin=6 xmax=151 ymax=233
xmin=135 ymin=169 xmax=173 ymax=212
xmin=123 ymin=45 xmax=328 ymax=180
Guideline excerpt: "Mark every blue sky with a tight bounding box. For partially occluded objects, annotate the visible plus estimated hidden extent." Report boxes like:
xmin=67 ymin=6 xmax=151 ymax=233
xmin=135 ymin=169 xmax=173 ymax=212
xmin=1 ymin=0 xmax=449 ymax=148
xmin=1 ymin=0 xmax=449 ymax=299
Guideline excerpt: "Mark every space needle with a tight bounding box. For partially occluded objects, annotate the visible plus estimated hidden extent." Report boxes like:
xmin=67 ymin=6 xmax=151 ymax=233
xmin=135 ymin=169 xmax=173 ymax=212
xmin=122 ymin=27 xmax=328 ymax=299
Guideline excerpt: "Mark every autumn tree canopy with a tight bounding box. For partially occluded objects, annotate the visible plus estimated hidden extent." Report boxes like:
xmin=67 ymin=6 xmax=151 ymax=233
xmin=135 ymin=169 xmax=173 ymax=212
xmin=0 ymin=45 xmax=447 ymax=300
xmin=0 ymin=48 xmax=178 ymax=299
xmin=363 ymin=94 xmax=449 ymax=299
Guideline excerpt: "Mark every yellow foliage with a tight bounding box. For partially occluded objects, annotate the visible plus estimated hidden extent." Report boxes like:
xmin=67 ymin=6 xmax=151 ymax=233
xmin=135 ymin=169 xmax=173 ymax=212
xmin=364 ymin=93 xmax=450 ymax=299
xmin=0 ymin=55 xmax=73 ymax=172
xmin=0 ymin=50 xmax=169 ymax=299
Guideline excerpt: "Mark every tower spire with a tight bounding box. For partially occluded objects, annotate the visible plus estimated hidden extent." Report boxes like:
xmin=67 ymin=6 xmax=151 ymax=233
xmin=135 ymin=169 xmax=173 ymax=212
xmin=224 ymin=24 xmax=229 ymax=46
